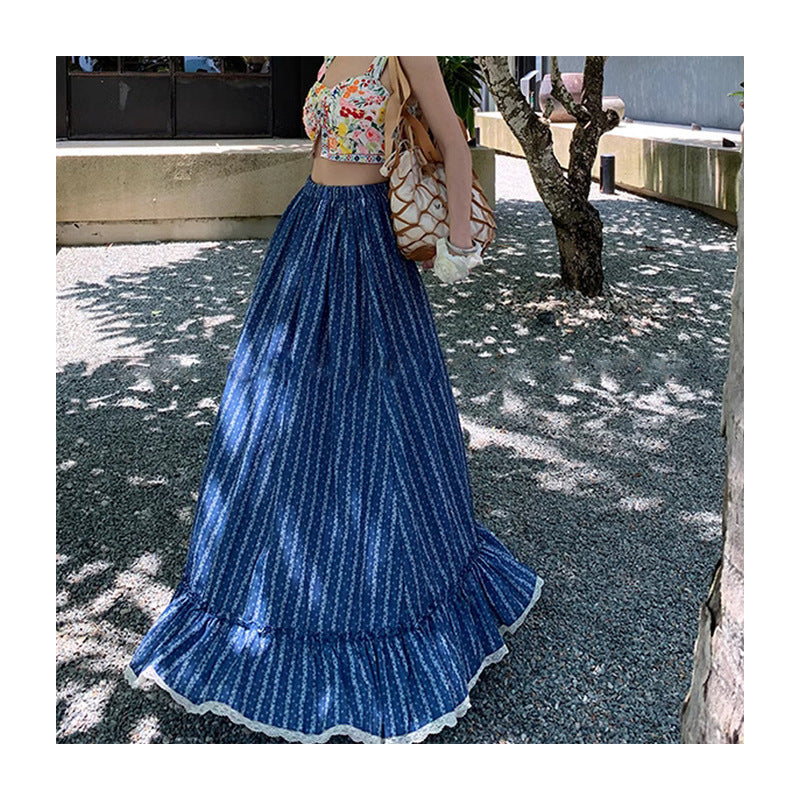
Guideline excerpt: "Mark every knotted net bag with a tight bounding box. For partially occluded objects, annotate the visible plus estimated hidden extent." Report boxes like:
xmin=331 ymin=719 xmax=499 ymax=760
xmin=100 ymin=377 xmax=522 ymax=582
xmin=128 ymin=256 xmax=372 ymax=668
xmin=379 ymin=56 xmax=496 ymax=263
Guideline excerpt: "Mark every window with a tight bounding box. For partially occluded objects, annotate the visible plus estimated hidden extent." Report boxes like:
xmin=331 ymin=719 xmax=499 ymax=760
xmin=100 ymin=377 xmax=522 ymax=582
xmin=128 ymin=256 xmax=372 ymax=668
xmin=62 ymin=57 xmax=276 ymax=139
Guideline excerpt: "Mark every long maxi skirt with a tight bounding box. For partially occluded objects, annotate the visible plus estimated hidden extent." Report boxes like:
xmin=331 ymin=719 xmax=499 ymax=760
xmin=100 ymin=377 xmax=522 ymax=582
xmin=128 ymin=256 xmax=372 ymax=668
xmin=125 ymin=175 xmax=544 ymax=744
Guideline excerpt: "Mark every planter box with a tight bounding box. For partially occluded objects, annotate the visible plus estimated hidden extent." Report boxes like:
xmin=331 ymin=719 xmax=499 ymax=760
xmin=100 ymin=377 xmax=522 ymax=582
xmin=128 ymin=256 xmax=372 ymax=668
xmin=475 ymin=111 xmax=741 ymax=225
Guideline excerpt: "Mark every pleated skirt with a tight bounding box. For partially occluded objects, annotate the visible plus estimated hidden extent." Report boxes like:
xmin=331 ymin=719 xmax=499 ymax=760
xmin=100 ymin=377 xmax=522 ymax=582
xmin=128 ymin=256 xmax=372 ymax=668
xmin=125 ymin=175 xmax=544 ymax=743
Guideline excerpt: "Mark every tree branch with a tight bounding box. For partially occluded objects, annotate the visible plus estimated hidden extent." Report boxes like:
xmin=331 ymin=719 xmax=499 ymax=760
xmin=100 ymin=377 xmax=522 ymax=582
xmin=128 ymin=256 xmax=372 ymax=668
xmin=549 ymin=56 xmax=590 ymax=125
xmin=581 ymin=56 xmax=606 ymax=117
xmin=583 ymin=56 xmax=620 ymax=134
xmin=476 ymin=56 xmax=570 ymax=206
xmin=475 ymin=56 xmax=549 ymax=140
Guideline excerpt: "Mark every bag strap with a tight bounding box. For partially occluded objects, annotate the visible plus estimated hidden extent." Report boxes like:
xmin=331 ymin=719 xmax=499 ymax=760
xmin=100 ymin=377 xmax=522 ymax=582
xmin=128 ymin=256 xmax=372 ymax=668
xmin=383 ymin=56 xmax=411 ymax=163
xmin=382 ymin=56 xmax=471 ymax=166
xmin=404 ymin=110 xmax=440 ymax=163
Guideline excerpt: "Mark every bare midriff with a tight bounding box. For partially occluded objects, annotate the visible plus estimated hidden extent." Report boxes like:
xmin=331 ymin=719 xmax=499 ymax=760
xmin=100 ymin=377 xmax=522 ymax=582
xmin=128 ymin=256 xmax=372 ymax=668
xmin=309 ymin=66 xmax=392 ymax=186
xmin=309 ymin=150 xmax=389 ymax=186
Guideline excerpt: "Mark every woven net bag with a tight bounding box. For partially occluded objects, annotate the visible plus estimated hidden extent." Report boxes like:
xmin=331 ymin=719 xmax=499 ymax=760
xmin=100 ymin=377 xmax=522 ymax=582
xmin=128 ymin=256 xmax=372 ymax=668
xmin=379 ymin=57 xmax=496 ymax=263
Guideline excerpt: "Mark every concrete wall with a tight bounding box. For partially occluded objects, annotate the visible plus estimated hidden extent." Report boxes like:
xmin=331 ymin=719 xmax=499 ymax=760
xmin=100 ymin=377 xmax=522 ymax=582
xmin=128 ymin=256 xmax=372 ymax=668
xmin=476 ymin=112 xmax=741 ymax=225
xmin=554 ymin=56 xmax=744 ymax=131
xmin=56 ymin=140 xmax=497 ymax=246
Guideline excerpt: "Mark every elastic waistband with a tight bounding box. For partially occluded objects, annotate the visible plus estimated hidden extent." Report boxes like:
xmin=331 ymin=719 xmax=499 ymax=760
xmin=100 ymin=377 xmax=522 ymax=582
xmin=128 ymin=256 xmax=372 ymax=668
xmin=304 ymin=175 xmax=389 ymax=195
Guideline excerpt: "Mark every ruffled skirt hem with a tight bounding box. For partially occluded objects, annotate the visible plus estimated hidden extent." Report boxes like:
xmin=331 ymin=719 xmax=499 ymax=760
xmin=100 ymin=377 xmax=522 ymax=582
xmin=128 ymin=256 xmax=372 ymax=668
xmin=125 ymin=574 xmax=543 ymax=744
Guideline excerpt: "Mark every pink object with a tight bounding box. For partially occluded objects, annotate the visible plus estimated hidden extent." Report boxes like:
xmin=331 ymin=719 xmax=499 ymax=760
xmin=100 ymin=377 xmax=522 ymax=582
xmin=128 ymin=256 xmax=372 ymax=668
xmin=539 ymin=73 xmax=625 ymax=123
xmin=539 ymin=73 xmax=585 ymax=122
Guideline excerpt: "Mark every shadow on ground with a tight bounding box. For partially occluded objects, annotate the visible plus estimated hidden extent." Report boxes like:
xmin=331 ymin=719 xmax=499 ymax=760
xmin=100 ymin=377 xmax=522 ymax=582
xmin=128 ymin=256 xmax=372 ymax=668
xmin=56 ymin=192 xmax=735 ymax=744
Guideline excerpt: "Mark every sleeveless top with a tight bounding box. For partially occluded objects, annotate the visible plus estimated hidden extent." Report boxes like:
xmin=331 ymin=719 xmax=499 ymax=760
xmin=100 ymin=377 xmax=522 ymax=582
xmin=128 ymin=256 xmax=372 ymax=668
xmin=302 ymin=56 xmax=390 ymax=164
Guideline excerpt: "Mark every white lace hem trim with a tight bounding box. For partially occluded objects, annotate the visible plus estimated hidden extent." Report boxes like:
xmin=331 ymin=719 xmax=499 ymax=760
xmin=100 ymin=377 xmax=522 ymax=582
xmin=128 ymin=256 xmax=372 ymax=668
xmin=125 ymin=573 xmax=544 ymax=744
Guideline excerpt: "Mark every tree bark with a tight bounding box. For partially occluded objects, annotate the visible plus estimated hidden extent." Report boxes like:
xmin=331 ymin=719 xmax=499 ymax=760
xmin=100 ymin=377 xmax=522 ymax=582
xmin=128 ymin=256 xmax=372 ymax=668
xmin=477 ymin=56 xmax=619 ymax=297
xmin=680 ymin=150 xmax=744 ymax=744
xmin=553 ymin=196 xmax=604 ymax=295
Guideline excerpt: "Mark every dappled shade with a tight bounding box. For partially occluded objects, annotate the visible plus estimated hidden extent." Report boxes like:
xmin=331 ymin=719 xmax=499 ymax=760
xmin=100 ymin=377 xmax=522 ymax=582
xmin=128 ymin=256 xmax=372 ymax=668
xmin=56 ymin=163 xmax=735 ymax=742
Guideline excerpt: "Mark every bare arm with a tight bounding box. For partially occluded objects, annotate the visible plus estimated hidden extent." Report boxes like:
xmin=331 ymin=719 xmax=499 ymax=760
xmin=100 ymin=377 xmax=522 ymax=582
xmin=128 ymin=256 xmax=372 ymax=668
xmin=398 ymin=56 xmax=474 ymax=251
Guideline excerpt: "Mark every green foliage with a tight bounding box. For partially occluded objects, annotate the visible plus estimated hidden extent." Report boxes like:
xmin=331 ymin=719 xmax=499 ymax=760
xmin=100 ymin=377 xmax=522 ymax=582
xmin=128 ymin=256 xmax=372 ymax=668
xmin=437 ymin=56 xmax=483 ymax=140
xmin=728 ymin=81 xmax=744 ymax=101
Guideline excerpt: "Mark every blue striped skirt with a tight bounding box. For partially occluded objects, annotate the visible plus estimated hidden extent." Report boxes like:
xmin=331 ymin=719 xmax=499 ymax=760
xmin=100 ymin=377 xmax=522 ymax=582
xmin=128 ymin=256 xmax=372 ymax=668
xmin=125 ymin=175 xmax=544 ymax=743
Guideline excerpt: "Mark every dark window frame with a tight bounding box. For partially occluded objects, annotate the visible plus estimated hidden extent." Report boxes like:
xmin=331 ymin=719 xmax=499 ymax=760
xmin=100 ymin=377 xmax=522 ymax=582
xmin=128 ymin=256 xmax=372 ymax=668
xmin=60 ymin=56 xmax=280 ymax=140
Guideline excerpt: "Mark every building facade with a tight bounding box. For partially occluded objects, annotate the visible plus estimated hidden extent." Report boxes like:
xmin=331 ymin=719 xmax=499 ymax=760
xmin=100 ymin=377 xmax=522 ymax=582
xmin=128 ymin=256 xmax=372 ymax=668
xmin=56 ymin=56 xmax=322 ymax=140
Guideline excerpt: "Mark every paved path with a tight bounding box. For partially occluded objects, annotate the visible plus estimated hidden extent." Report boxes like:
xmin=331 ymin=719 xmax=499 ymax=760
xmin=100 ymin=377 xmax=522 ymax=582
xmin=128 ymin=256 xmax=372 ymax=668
xmin=56 ymin=154 xmax=736 ymax=743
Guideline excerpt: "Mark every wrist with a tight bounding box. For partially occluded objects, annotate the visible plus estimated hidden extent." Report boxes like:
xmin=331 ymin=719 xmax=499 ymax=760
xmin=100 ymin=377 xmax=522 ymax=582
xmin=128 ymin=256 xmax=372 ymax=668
xmin=445 ymin=236 xmax=479 ymax=255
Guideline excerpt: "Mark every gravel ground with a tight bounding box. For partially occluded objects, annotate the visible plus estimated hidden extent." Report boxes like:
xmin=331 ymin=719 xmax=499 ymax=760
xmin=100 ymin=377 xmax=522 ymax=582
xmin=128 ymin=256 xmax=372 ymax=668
xmin=56 ymin=153 xmax=736 ymax=744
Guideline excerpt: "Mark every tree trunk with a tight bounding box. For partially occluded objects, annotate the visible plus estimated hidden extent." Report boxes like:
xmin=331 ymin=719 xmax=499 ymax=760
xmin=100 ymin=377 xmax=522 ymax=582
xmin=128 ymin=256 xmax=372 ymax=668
xmin=477 ymin=56 xmax=619 ymax=298
xmin=680 ymin=149 xmax=744 ymax=744
xmin=553 ymin=197 xmax=604 ymax=295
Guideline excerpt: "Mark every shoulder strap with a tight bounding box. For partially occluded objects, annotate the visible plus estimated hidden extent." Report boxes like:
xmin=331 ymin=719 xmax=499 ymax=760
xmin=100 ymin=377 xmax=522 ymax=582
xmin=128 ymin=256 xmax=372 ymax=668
xmin=317 ymin=56 xmax=334 ymax=81
xmin=369 ymin=56 xmax=388 ymax=77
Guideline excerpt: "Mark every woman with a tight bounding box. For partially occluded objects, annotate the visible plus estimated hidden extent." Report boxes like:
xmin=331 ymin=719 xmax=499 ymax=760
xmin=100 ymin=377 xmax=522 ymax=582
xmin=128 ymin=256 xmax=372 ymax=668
xmin=125 ymin=56 xmax=544 ymax=744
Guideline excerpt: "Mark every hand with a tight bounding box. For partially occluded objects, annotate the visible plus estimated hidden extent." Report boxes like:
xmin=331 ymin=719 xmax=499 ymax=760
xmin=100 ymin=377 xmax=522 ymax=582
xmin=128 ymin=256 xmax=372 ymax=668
xmin=431 ymin=236 xmax=481 ymax=285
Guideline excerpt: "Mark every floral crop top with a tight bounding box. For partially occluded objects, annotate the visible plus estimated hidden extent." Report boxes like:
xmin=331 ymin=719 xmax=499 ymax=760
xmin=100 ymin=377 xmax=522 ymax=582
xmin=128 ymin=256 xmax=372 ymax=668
xmin=302 ymin=56 xmax=390 ymax=164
